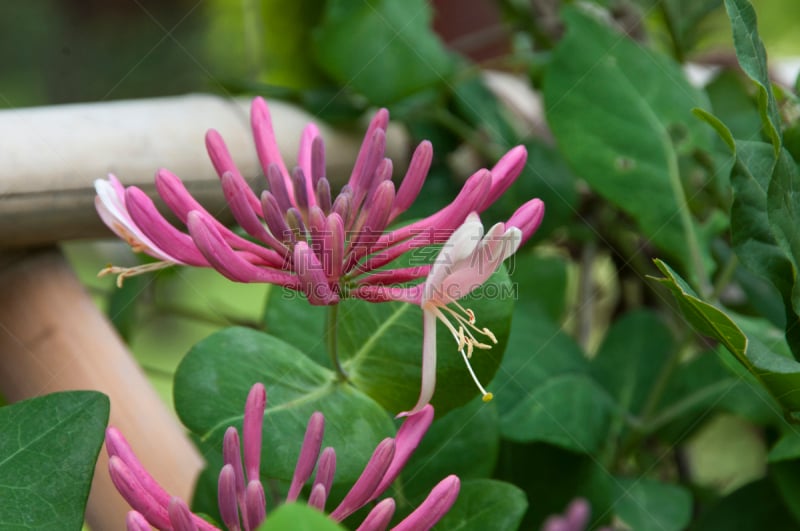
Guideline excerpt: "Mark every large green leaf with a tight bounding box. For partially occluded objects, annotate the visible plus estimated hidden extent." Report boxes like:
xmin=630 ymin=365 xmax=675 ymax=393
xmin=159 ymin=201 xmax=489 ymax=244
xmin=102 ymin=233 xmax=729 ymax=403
xmin=544 ymin=7 xmax=712 ymax=276
xmin=613 ymin=478 xmax=692 ymax=531
xmin=493 ymin=305 xmax=588 ymax=421
xmin=492 ymin=305 xmax=612 ymax=452
xmin=313 ymin=0 xmax=454 ymax=105
xmin=434 ymin=479 xmax=527 ymax=531
xmin=766 ymin=149 xmax=800 ymax=318
xmin=724 ymin=0 xmax=782 ymax=152
xmin=263 ymin=286 xmax=328 ymax=368
xmin=340 ymin=268 xmax=514 ymax=416
xmin=0 ymin=391 xmax=109 ymax=530
xmin=498 ymin=373 xmax=613 ymax=453
xmin=173 ymin=327 xmax=394 ymax=485
xmin=591 ymin=310 xmax=675 ymax=418
xmin=654 ymin=259 xmax=800 ymax=417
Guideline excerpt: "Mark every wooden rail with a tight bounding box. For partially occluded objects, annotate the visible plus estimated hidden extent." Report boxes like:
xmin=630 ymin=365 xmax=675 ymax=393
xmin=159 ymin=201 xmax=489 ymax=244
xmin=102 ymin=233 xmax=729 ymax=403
xmin=0 ymin=94 xmax=408 ymax=528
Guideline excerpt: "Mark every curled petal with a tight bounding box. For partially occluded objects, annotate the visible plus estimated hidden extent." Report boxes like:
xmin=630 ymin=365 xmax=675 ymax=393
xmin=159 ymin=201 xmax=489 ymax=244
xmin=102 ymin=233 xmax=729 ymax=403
xmin=94 ymin=176 xmax=179 ymax=263
xmin=125 ymin=187 xmax=208 ymax=266
xmin=392 ymin=475 xmax=460 ymax=531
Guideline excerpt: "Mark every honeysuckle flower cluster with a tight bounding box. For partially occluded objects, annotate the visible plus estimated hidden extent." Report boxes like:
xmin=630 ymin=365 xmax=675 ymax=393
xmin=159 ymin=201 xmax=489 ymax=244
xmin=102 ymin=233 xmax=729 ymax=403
xmin=95 ymin=97 xmax=540 ymax=306
xmin=107 ymin=383 xmax=459 ymax=531
xmin=95 ymin=97 xmax=545 ymax=412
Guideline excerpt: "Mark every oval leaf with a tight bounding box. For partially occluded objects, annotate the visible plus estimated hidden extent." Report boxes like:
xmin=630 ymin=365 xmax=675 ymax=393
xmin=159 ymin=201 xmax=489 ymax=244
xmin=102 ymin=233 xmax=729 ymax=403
xmin=173 ymin=327 xmax=394 ymax=485
xmin=0 ymin=391 xmax=109 ymax=530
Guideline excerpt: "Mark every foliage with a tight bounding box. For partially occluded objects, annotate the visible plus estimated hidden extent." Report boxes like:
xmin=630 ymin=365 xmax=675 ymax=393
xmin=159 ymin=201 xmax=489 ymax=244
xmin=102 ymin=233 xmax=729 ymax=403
xmin=6 ymin=0 xmax=800 ymax=528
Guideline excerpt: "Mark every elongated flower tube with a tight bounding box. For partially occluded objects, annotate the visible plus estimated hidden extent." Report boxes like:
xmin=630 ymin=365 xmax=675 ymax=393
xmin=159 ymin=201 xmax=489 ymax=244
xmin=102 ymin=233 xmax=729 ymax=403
xmin=367 ymin=203 xmax=544 ymax=416
xmin=95 ymin=97 xmax=531 ymax=302
xmin=106 ymin=383 xmax=456 ymax=531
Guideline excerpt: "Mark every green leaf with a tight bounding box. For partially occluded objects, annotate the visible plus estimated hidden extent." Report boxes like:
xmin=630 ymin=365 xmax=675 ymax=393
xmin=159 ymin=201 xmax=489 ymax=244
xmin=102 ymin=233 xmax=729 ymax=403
xmin=435 ymin=479 xmax=528 ymax=531
xmin=654 ymin=259 xmax=800 ymax=417
xmin=255 ymin=503 xmax=345 ymax=531
xmin=452 ymin=75 xmax=519 ymax=149
xmin=703 ymin=70 xmax=763 ymax=143
xmin=771 ymin=460 xmax=800 ymax=526
xmin=498 ymin=373 xmax=613 ymax=452
xmin=613 ymin=477 xmax=692 ymax=531
xmin=173 ymin=327 xmax=394 ymax=485
xmin=724 ymin=0 xmax=782 ymax=153
xmin=313 ymin=0 xmax=454 ymax=105
xmin=766 ymin=149 xmax=800 ymax=315
xmin=263 ymin=286 xmax=328 ymax=368
xmin=544 ymin=7 xmax=712 ymax=276
xmin=508 ymin=251 xmax=569 ymax=323
xmin=0 ymin=391 xmax=109 ymax=530
xmin=691 ymin=478 xmax=798 ymax=531
xmin=340 ymin=267 xmax=514 ymax=416
xmin=729 ymin=141 xmax=793 ymax=295
xmin=492 ymin=306 xmax=613 ymax=452
xmin=591 ymin=310 xmax=675 ymax=417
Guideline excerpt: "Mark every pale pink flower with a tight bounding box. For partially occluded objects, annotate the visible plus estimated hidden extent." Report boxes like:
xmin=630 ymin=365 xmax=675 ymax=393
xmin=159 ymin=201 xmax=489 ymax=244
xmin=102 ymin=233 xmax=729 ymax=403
xmin=357 ymin=202 xmax=544 ymax=416
xmin=106 ymin=383 xmax=459 ymax=531
xmin=95 ymin=97 xmax=529 ymax=303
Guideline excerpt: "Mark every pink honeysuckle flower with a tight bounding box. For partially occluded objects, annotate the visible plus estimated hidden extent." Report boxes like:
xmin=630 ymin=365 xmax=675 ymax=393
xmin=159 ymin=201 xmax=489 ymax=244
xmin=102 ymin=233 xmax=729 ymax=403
xmin=95 ymin=97 xmax=530 ymax=303
xmin=541 ymin=498 xmax=612 ymax=531
xmin=361 ymin=202 xmax=544 ymax=417
xmin=106 ymin=383 xmax=458 ymax=531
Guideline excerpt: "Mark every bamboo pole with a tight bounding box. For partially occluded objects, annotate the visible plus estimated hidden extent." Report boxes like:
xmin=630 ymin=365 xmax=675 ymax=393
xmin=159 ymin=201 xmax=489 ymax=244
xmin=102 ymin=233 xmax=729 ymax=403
xmin=0 ymin=94 xmax=408 ymax=248
xmin=0 ymin=248 xmax=202 ymax=529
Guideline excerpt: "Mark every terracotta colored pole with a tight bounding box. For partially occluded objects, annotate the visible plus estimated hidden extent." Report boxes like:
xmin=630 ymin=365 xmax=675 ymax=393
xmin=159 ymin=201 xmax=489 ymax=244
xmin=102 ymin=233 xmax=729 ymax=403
xmin=0 ymin=249 xmax=203 ymax=529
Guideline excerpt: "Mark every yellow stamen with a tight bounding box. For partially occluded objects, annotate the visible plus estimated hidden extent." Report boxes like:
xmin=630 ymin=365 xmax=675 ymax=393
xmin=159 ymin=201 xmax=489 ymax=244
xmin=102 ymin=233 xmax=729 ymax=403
xmin=98 ymin=261 xmax=175 ymax=287
xmin=430 ymin=303 xmax=497 ymax=404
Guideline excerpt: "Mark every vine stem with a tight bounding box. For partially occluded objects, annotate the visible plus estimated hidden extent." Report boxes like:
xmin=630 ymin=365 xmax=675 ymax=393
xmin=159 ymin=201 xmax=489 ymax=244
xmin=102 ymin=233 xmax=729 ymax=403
xmin=326 ymin=303 xmax=347 ymax=381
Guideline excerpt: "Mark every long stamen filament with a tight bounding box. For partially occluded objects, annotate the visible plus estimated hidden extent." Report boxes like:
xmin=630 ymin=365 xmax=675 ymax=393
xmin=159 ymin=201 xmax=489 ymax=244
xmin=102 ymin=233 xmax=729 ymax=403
xmin=431 ymin=305 xmax=494 ymax=402
xmin=98 ymin=261 xmax=175 ymax=287
xmin=459 ymin=346 xmax=493 ymax=402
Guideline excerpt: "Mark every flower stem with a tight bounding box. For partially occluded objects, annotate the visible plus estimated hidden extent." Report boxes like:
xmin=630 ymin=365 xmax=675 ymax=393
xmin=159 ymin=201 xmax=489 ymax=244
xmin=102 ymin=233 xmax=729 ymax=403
xmin=326 ymin=303 xmax=347 ymax=381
